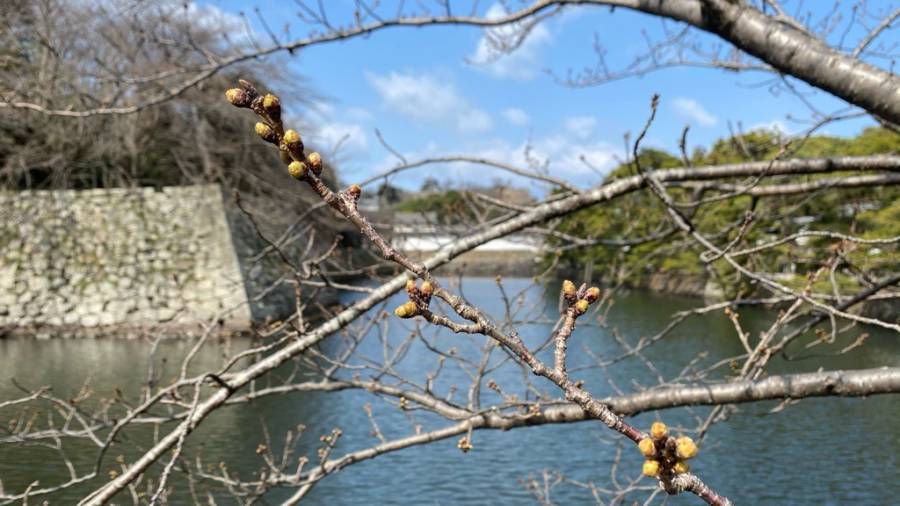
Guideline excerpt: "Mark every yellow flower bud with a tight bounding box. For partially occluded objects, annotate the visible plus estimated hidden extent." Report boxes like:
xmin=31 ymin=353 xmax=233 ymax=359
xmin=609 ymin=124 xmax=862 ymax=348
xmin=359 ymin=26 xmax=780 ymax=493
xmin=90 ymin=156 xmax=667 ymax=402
xmin=638 ymin=438 xmax=656 ymax=458
xmin=585 ymin=286 xmax=601 ymax=303
xmin=255 ymin=122 xmax=277 ymax=143
xmin=283 ymin=129 xmax=303 ymax=150
xmin=650 ymin=421 xmax=668 ymax=440
xmin=420 ymin=281 xmax=433 ymax=296
xmin=263 ymin=93 xmax=281 ymax=112
xmin=642 ymin=459 xmax=660 ymax=477
xmin=574 ymin=299 xmax=590 ymax=314
xmin=288 ymin=161 xmax=307 ymax=179
xmin=405 ymin=279 xmax=417 ymax=293
xmin=394 ymin=301 xmax=418 ymax=319
xmin=307 ymin=151 xmax=323 ymax=175
xmin=225 ymin=88 xmax=251 ymax=107
xmin=674 ymin=460 xmax=691 ymax=474
xmin=675 ymin=436 xmax=698 ymax=459
xmin=562 ymin=279 xmax=576 ymax=297
xmin=348 ymin=184 xmax=362 ymax=199
xmin=262 ymin=93 xmax=281 ymax=118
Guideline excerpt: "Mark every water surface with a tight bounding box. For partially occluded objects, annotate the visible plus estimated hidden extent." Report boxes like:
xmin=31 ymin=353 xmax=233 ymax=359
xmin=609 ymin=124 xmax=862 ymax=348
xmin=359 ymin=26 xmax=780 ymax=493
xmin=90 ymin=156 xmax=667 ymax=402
xmin=1 ymin=278 xmax=898 ymax=504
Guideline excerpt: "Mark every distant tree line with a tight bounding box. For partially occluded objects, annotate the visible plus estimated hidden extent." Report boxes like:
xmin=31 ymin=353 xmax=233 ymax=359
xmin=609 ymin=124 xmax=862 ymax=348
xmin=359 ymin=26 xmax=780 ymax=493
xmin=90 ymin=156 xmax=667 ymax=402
xmin=549 ymin=127 xmax=899 ymax=295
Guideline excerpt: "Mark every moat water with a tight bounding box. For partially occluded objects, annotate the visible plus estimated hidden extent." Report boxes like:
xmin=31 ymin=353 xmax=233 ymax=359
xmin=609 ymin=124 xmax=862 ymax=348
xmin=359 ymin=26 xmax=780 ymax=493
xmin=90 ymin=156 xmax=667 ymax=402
xmin=1 ymin=278 xmax=898 ymax=505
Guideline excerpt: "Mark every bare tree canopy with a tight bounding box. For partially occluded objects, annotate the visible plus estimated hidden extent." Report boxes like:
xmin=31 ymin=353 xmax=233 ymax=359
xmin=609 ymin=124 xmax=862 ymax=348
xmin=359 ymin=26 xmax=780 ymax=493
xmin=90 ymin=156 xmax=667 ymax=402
xmin=2 ymin=1 xmax=897 ymax=124
xmin=0 ymin=1 xmax=898 ymax=505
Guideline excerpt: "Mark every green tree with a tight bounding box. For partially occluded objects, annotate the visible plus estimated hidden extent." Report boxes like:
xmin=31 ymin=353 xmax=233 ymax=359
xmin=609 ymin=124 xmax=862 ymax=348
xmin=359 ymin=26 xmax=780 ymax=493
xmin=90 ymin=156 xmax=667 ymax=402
xmin=548 ymin=128 xmax=899 ymax=295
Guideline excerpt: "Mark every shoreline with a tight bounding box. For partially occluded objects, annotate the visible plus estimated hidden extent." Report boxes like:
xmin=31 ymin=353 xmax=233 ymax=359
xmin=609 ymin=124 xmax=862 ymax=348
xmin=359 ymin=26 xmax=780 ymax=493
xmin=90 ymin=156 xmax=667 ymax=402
xmin=3 ymin=270 xmax=896 ymax=338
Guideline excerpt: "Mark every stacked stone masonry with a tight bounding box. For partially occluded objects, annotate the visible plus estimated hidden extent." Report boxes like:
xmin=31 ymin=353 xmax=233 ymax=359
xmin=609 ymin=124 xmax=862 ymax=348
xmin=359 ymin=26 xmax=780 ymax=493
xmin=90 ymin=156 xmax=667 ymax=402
xmin=0 ymin=185 xmax=252 ymax=333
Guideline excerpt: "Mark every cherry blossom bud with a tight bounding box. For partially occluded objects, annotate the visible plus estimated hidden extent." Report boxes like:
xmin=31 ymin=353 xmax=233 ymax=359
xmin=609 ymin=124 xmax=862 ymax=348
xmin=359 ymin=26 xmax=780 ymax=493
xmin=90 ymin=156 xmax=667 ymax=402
xmin=262 ymin=93 xmax=281 ymax=121
xmin=574 ymin=299 xmax=590 ymax=314
xmin=307 ymin=151 xmax=323 ymax=175
xmin=255 ymin=122 xmax=277 ymax=144
xmin=642 ymin=460 xmax=660 ymax=477
xmin=650 ymin=421 xmax=668 ymax=440
xmin=638 ymin=438 xmax=656 ymax=458
xmin=238 ymin=79 xmax=258 ymax=94
xmin=225 ymin=88 xmax=252 ymax=107
xmin=288 ymin=161 xmax=307 ymax=179
xmin=394 ymin=301 xmax=418 ymax=319
xmin=675 ymin=436 xmax=698 ymax=459
xmin=562 ymin=280 xmax=576 ymax=299
xmin=283 ymin=129 xmax=303 ymax=152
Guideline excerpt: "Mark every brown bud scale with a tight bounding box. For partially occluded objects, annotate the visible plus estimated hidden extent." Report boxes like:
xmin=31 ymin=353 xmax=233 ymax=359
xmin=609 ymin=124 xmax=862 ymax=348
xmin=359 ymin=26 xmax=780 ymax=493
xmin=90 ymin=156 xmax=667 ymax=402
xmin=307 ymin=152 xmax=323 ymax=175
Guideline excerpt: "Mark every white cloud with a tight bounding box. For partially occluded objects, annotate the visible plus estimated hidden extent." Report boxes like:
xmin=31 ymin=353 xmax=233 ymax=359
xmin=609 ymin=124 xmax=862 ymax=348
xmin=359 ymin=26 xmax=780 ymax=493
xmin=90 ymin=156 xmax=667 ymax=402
xmin=298 ymin=101 xmax=368 ymax=155
xmin=458 ymin=108 xmax=494 ymax=132
xmin=370 ymin=132 xmax=621 ymax=191
xmin=366 ymin=71 xmax=460 ymax=121
xmin=469 ymin=4 xmax=552 ymax=80
xmin=557 ymin=143 xmax=617 ymax=173
xmin=533 ymin=134 xmax=617 ymax=175
xmin=503 ymin=107 xmax=530 ymax=126
xmin=473 ymin=135 xmax=619 ymax=180
xmin=749 ymin=119 xmax=791 ymax=135
xmin=671 ymin=97 xmax=718 ymax=127
xmin=366 ymin=71 xmax=493 ymax=133
xmin=564 ymin=116 xmax=597 ymax=140
xmin=312 ymin=122 xmax=368 ymax=154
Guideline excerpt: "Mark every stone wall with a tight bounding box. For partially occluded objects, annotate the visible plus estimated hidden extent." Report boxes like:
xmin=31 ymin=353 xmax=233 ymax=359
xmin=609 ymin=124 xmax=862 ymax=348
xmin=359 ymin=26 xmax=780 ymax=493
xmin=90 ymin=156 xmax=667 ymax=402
xmin=0 ymin=185 xmax=252 ymax=334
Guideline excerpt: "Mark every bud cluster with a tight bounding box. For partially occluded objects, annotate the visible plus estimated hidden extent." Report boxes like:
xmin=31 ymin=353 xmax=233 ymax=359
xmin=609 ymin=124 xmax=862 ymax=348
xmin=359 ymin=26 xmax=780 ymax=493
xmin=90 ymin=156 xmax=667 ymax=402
xmin=638 ymin=421 xmax=699 ymax=479
xmin=225 ymin=79 xmax=326 ymax=183
xmin=393 ymin=278 xmax=435 ymax=319
xmin=316 ymin=427 xmax=343 ymax=460
xmin=561 ymin=280 xmax=601 ymax=317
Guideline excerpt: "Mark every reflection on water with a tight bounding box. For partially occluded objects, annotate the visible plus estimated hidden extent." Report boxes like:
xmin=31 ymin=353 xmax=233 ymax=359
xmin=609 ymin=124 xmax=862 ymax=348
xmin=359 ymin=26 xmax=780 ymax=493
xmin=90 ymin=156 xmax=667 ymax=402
xmin=1 ymin=278 xmax=898 ymax=505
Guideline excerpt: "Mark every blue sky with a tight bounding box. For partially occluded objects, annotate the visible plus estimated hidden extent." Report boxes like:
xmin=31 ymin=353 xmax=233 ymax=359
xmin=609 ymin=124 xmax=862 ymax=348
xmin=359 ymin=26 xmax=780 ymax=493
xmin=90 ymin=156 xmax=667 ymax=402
xmin=200 ymin=0 xmax=896 ymax=193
